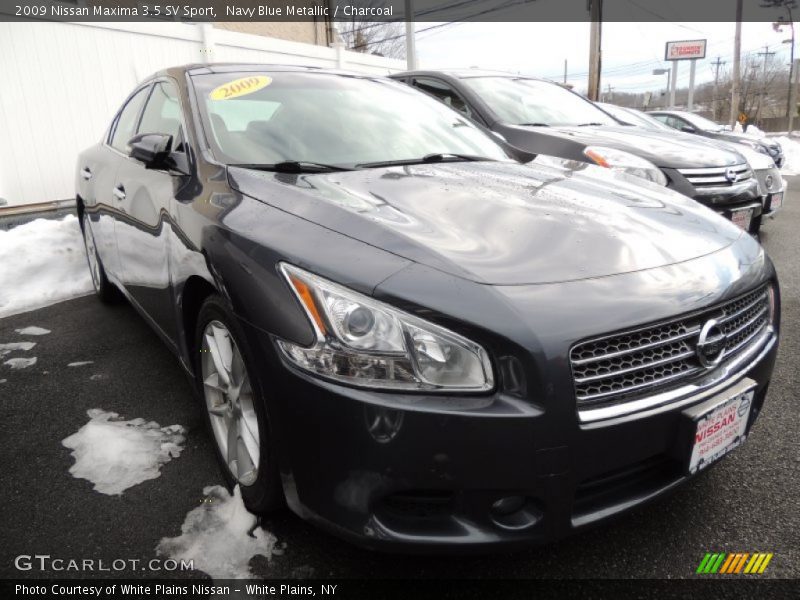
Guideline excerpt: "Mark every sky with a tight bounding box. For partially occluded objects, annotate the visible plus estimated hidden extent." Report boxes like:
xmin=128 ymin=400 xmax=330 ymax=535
xmin=415 ymin=21 xmax=795 ymax=96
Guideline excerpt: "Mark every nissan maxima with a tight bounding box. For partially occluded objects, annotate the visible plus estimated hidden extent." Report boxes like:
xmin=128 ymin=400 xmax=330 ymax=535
xmin=75 ymin=64 xmax=780 ymax=551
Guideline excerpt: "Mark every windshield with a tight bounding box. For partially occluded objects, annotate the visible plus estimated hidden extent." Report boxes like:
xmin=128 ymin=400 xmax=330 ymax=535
xmin=191 ymin=71 xmax=510 ymax=167
xmin=462 ymin=77 xmax=616 ymax=127
xmin=678 ymin=112 xmax=726 ymax=132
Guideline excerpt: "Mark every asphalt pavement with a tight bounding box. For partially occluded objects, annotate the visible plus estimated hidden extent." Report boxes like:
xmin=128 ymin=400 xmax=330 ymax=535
xmin=1 ymin=179 xmax=799 ymax=584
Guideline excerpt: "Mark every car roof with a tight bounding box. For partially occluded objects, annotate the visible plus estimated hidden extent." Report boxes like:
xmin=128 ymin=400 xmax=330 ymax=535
xmin=391 ymin=68 xmax=546 ymax=81
xmin=147 ymin=63 xmax=376 ymax=81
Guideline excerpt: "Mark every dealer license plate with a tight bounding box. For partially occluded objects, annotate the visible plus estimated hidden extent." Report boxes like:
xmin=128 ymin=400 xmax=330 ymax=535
xmin=730 ymin=208 xmax=753 ymax=231
xmin=770 ymin=192 xmax=783 ymax=211
xmin=688 ymin=389 xmax=754 ymax=474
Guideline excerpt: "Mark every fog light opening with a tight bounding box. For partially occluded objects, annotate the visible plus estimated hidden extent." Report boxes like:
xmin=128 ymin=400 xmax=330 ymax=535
xmin=490 ymin=496 xmax=542 ymax=531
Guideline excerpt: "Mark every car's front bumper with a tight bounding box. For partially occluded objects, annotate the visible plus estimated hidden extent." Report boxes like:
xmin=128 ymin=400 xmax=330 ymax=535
xmin=664 ymin=170 xmax=763 ymax=233
xmin=240 ymin=321 xmax=778 ymax=553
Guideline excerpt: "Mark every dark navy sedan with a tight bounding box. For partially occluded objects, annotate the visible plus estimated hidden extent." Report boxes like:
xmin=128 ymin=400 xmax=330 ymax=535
xmin=75 ymin=64 xmax=780 ymax=551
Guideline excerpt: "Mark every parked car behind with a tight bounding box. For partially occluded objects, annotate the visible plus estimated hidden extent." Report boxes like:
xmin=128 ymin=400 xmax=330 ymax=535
xmin=599 ymin=104 xmax=785 ymax=221
xmin=647 ymin=110 xmax=784 ymax=168
xmin=76 ymin=64 xmax=779 ymax=552
xmin=390 ymin=70 xmax=763 ymax=234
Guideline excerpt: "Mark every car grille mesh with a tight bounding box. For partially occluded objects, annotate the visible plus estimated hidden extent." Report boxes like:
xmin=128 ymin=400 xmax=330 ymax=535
xmin=678 ymin=163 xmax=752 ymax=188
xmin=570 ymin=286 xmax=770 ymax=408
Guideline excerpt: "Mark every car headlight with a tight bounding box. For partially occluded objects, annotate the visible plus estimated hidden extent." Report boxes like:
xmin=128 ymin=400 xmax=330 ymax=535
xmin=738 ymin=139 xmax=770 ymax=155
xmin=277 ymin=264 xmax=494 ymax=392
xmin=583 ymin=146 xmax=668 ymax=186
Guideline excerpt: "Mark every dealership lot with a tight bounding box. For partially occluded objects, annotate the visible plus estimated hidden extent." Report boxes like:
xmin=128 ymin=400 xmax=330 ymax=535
xmin=1 ymin=179 xmax=798 ymax=580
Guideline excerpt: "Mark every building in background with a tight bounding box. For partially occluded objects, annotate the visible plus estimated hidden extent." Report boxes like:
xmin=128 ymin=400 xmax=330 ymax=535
xmin=0 ymin=19 xmax=400 ymax=208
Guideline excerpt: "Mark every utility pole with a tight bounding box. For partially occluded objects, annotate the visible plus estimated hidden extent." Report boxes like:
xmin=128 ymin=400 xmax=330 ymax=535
xmin=564 ymin=59 xmax=568 ymax=84
xmin=730 ymin=0 xmax=743 ymax=128
xmin=669 ymin=61 xmax=678 ymax=108
xmin=712 ymin=56 xmax=726 ymax=120
xmin=755 ymin=45 xmax=776 ymax=123
xmin=587 ymin=0 xmax=603 ymax=101
xmin=784 ymin=10 xmax=796 ymax=129
xmin=790 ymin=58 xmax=799 ymax=133
xmin=687 ymin=59 xmax=697 ymax=110
xmin=405 ymin=0 xmax=417 ymax=70
xmin=605 ymin=83 xmax=614 ymax=102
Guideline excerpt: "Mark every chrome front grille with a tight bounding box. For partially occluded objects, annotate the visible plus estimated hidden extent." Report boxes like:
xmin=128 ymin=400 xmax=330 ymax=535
xmin=571 ymin=286 xmax=771 ymax=408
xmin=678 ymin=163 xmax=752 ymax=188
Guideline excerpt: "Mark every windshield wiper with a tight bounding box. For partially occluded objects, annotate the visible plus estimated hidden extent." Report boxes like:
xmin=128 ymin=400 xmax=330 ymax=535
xmin=356 ymin=153 xmax=496 ymax=169
xmin=229 ymin=161 xmax=352 ymax=173
xmin=517 ymin=122 xmax=551 ymax=127
xmin=576 ymin=122 xmax=606 ymax=127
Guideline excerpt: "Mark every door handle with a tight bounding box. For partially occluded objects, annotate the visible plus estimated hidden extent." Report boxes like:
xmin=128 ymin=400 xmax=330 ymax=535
xmin=112 ymin=185 xmax=126 ymax=201
xmin=81 ymin=167 xmax=92 ymax=180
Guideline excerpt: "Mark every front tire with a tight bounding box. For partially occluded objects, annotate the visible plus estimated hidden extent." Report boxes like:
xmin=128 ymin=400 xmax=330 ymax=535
xmin=81 ymin=213 xmax=117 ymax=303
xmin=194 ymin=295 xmax=283 ymax=513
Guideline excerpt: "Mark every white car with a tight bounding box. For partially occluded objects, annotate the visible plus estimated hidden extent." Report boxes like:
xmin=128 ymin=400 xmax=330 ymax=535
xmin=735 ymin=144 xmax=785 ymax=218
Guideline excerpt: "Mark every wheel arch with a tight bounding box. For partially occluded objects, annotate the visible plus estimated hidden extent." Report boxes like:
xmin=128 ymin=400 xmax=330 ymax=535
xmin=180 ymin=275 xmax=219 ymax=360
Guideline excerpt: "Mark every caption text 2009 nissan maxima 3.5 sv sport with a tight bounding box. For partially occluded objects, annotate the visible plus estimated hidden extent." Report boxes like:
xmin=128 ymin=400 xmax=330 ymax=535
xmin=75 ymin=64 xmax=780 ymax=552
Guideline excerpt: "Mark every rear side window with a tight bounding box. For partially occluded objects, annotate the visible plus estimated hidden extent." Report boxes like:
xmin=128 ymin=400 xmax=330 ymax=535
xmin=138 ymin=81 xmax=185 ymax=151
xmin=412 ymin=77 xmax=472 ymax=118
xmin=110 ymin=87 xmax=149 ymax=153
xmin=651 ymin=114 xmax=674 ymax=127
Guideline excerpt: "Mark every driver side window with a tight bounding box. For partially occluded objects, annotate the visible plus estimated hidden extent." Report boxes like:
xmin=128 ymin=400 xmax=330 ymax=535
xmin=109 ymin=87 xmax=149 ymax=153
xmin=138 ymin=81 xmax=186 ymax=152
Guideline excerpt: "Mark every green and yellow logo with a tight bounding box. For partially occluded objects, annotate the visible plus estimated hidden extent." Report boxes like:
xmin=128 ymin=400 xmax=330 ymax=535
xmin=696 ymin=552 xmax=773 ymax=575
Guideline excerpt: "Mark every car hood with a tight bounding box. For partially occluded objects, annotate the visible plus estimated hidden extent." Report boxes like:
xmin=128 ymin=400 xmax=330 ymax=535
xmin=228 ymin=161 xmax=744 ymax=285
xmin=509 ymin=124 xmax=744 ymax=168
xmin=715 ymin=131 xmax=780 ymax=150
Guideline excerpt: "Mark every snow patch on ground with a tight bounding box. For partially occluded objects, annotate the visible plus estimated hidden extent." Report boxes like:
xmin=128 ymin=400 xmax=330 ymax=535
xmin=0 ymin=379 xmax=6 ymax=384
xmin=157 ymin=485 xmax=279 ymax=580
xmin=15 ymin=326 xmax=51 ymax=336
xmin=62 ymin=409 xmax=186 ymax=495
xmin=772 ymin=135 xmax=800 ymax=176
xmin=67 ymin=361 xmax=94 ymax=367
xmin=0 ymin=216 xmax=93 ymax=318
xmin=0 ymin=342 xmax=36 ymax=357
xmin=4 ymin=357 xmax=37 ymax=369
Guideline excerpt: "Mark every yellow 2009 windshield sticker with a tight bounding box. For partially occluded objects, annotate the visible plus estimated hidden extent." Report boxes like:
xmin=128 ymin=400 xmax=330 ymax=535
xmin=209 ymin=76 xmax=272 ymax=100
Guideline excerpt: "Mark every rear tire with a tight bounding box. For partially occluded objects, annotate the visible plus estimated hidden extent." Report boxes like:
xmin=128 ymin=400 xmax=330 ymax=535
xmin=194 ymin=295 xmax=283 ymax=513
xmin=81 ymin=213 xmax=118 ymax=303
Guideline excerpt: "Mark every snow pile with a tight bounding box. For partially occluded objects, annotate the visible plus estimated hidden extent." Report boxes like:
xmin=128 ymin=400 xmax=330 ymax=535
xmin=771 ymin=135 xmax=800 ymax=176
xmin=4 ymin=356 xmax=37 ymax=369
xmin=744 ymin=124 xmax=766 ymax=139
xmin=157 ymin=485 xmax=279 ymax=580
xmin=67 ymin=361 xmax=94 ymax=367
xmin=15 ymin=326 xmax=51 ymax=335
xmin=62 ymin=409 xmax=186 ymax=495
xmin=0 ymin=215 xmax=93 ymax=318
xmin=0 ymin=341 xmax=36 ymax=357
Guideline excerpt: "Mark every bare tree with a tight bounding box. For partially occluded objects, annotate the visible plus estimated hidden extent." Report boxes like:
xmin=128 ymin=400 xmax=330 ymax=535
xmin=336 ymin=18 xmax=406 ymax=59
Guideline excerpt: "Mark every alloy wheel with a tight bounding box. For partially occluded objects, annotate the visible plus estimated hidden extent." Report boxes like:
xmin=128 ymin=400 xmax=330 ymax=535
xmin=201 ymin=320 xmax=261 ymax=486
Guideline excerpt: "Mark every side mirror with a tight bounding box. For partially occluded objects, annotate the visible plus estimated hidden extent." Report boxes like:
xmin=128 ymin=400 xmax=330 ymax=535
xmin=128 ymin=133 xmax=173 ymax=168
xmin=681 ymin=125 xmax=696 ymax=133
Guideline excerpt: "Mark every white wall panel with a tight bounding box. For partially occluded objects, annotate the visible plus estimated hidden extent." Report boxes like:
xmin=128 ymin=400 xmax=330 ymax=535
xmin=0 ymin=22 xmax=403 ymax=206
